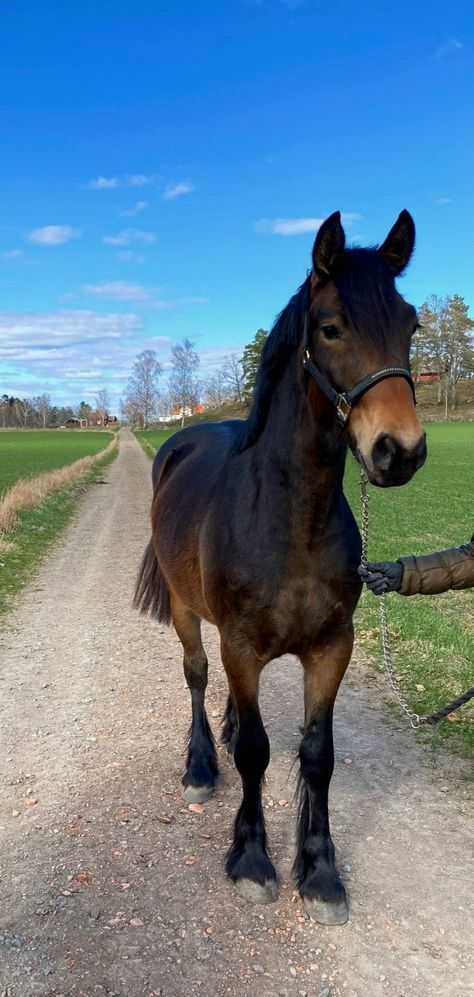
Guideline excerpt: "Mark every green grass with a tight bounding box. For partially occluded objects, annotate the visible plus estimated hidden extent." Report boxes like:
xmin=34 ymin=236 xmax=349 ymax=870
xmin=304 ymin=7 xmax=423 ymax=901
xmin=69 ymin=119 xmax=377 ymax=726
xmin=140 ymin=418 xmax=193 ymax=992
xmin=134 ymin=429 xmax=175 ymax=458
xmin=0 ymin=443 xmax=118 ymax=615
xmin=344 ymin=423 xmax=474 ymax=757
xmin=0 ymin=430 xmax=113 ymax=497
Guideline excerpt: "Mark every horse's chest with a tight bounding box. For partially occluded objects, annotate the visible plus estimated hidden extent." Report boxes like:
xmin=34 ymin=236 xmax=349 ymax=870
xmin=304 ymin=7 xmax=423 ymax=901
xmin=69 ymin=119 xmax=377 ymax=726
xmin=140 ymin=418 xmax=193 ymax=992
xmin=246 ymin=561 xmax=356 ymax=659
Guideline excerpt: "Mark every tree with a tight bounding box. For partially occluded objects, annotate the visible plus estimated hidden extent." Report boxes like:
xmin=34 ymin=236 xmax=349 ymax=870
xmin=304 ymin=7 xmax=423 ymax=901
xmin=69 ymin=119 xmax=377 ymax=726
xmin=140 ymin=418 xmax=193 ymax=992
xmin=169 ymin=338 xmax=200 ymax=427
xmin=417 ymin=295 xmax=474 ymax=416
xmin=203 ymin=371 xmax=228 ymax=408
xmin=223 ymin=353 xmax=245 ymax=404
xmin=77 ymin=400 xmax=93 ymax=423
xmin=33 ymin=393 xmax=52 ymax=429
xmin=14 ymin=397 xmax=33 ymax=428
xmin=443 ymin=295 xmax=474 ymax=410
xmin=241 ymin=328 xmax=268 ymax=398
xmin=95 ymin=389 xmax=111 ymax=423
xmin=122 ymin=349 xmax=163 ymax=429
xmin=0 ymin=394 xmax=15 ymax=428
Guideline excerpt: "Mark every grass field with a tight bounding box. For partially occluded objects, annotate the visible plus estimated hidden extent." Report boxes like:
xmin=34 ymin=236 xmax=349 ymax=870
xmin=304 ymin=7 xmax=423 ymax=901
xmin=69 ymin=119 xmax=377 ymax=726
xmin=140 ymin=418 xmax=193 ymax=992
xmin=134 ymin=429 xmax=174 ymax=458
xmin=138 ymin=420 xmax=473 ymax=755
xmin=0 ymin=430 xmax=113 ymax=497
xmin=0 ymin=442 xmax=117 ymax=614
xmin=344 ymin=423 xmax=473 ymax=756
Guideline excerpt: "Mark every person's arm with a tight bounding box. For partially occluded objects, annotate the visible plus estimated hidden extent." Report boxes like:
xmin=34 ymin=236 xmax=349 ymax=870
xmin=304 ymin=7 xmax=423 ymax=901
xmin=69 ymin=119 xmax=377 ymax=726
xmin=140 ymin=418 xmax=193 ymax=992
xmin=397 ymin=536 xmax=474 ymax=595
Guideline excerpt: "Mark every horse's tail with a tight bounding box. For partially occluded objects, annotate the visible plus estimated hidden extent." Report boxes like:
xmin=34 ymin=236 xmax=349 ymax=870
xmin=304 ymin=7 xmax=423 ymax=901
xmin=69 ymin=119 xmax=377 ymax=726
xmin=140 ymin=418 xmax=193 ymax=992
xmin=133 ymin=540 xmax=172 ymax=625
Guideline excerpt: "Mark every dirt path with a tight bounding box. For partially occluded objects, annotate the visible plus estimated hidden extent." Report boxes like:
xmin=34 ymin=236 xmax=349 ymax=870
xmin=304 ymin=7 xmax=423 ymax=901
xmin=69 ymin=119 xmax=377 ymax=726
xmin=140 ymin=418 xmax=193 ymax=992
xmin=0 ymin=428 xmax=471 ymax=997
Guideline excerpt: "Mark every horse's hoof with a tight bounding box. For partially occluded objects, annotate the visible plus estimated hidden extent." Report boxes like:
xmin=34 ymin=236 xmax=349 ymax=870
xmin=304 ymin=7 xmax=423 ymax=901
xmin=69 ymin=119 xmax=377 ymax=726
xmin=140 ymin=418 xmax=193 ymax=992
xmin=234 ymin=877 xmax=279 ymax=904
xmin=182 ymin=783 xmax=214 ymax=804
xmin=303 ymin=895 xmax=349 ymax=925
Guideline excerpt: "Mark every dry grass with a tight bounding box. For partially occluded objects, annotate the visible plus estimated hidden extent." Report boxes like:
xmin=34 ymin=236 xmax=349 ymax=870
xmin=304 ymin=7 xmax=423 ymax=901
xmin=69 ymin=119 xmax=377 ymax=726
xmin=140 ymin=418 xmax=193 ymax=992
xmin=0 ymin=436 xmax=117 ymax=535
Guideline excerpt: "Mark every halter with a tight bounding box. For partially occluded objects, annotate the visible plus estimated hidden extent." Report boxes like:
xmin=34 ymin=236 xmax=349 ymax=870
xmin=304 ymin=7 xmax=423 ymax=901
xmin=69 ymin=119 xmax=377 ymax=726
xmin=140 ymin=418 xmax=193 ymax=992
xmin=301 ymin=312 xmax=416 ymax=427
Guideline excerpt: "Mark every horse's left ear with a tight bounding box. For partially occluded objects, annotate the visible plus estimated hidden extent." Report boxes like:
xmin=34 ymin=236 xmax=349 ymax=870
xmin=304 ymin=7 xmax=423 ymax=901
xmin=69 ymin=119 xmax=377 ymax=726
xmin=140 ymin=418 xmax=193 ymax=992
xmin=379 ymin=209 xmax=415 ymax=276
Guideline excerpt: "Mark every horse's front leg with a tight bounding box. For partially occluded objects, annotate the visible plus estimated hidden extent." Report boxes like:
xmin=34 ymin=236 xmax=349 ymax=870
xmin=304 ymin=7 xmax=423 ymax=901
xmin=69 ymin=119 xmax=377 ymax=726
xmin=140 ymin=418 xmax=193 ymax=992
xmin=294 ymin=626 xmax=354 ymax=924
xmin=221 ymin=636 xmax=279 ymax=904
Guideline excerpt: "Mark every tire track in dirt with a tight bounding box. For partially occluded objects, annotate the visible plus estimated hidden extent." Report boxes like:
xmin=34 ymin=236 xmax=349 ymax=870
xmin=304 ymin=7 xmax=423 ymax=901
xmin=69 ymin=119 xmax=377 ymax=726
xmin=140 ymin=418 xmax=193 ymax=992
xmin=0 ymin=428 xmax=471 ymax=997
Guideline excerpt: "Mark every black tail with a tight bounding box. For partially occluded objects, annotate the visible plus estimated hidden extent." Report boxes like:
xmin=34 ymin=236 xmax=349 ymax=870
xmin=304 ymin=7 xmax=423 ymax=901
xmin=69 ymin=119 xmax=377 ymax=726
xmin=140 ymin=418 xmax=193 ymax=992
xmin=133 ymin=540 xmax=172 ymax=625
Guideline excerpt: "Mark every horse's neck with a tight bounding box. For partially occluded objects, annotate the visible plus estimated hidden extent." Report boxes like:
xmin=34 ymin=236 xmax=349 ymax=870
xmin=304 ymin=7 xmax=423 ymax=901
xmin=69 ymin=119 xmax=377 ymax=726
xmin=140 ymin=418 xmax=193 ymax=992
xmin=251 ymin=355 xmax=347 ymax=530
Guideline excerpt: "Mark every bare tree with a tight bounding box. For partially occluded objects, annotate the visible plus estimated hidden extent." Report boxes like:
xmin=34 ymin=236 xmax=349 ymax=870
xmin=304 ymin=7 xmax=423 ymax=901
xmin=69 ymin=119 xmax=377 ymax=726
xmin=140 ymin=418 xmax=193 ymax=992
xmin=95 ymin=389 xmax=111 ymax=424
xmin=223 ymin=353 xmax=245 ymax=404
xmin=203 ymin=371 xmax=228 ymax=408
xmin=14 ymin=397 xmax=33 ymax=428
xmin=169 ymin=339 xmax=200 ymax=427
xmin=33 ymin=393 xmax=52 ymax=429
xmin=122 ymin=349 xmax=163 ymax=429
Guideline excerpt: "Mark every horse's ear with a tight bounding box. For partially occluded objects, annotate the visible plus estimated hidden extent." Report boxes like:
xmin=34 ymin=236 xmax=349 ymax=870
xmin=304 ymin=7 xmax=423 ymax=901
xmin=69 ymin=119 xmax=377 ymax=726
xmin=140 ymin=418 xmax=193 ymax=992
xmin=312 ymin=211 xmax=345 ymax=282
xmin=379 ymin=209 xmax=415 ymax=276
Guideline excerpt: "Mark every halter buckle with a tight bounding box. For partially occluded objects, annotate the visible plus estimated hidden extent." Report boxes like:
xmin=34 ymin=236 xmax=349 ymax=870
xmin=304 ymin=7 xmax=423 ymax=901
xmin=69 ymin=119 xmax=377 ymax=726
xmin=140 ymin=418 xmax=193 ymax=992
xmin=336 ymin=394 xmax=352 ymax=426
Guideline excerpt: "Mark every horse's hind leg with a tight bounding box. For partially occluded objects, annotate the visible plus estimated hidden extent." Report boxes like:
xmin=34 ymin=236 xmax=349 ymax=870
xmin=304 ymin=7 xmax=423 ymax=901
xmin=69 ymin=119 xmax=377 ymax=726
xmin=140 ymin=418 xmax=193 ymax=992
xmin=171 ymin=597 xmax=218 ymax=804
xmin=294 ymin=626 xmax=354 ymax=925
xmin=221 ymin=636 xmax=278 ymax=904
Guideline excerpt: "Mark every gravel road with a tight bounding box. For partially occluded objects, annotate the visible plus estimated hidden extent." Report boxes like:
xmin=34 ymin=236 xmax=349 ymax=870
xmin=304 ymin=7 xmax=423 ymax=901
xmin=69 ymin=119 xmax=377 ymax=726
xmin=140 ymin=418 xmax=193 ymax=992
xmin=0 ymin=428 xmax=471 ymax=997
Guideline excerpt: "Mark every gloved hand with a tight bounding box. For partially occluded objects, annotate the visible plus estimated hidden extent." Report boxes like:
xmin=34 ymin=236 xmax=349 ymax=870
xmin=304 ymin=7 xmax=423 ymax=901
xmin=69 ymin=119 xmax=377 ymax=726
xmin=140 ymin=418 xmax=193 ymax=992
xmin=358 ymin=560 xmax=403 ymax=595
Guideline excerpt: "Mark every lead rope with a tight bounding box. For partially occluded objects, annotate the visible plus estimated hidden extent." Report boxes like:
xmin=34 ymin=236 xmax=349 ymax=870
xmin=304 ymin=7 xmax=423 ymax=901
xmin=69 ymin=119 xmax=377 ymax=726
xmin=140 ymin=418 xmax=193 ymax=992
xmin=359 ymin=470 xmax=474 ymax=729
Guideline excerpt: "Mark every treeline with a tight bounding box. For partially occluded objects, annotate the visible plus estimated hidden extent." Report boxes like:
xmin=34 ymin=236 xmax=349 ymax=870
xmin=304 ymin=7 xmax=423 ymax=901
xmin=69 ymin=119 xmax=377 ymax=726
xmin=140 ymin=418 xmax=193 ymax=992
xmin=413 ymin=295 xmax=474 ymax=414
xmin=0 ymin=390 xmax=111 ymax=430
xmin=120 ymin=330 xmax=270 ymax=429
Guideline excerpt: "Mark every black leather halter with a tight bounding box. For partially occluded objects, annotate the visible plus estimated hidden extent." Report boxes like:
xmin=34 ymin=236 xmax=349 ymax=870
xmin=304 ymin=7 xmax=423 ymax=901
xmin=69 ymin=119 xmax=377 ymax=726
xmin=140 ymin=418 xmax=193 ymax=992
xmin=301 ymin=313 xmax=416 ymax=427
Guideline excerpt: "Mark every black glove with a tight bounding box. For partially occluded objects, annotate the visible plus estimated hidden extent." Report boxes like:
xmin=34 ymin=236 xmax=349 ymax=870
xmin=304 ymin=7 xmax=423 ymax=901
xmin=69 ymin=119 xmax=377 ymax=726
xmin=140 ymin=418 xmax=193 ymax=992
xmin=358 ymin=560 xmax=403 ymax=595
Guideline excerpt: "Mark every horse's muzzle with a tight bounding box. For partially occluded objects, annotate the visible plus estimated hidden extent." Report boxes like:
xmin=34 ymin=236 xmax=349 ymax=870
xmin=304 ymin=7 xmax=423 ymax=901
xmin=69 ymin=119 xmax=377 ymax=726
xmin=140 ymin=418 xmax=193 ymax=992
xmin=361 ymin=431 xmax=427 ymax=487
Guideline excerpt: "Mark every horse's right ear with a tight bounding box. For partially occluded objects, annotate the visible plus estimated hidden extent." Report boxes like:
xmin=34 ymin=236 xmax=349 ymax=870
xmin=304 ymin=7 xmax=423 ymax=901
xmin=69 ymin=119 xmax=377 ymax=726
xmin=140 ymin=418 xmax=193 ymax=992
xmin=312 ymin=211 xmax=346 ymax=282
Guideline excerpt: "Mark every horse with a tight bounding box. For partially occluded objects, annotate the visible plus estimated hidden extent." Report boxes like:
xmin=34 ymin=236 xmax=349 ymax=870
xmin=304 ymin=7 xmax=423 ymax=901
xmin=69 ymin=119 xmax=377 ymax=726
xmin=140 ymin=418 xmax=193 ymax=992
xmin=134 ymin=210 xmax=426 ymax=924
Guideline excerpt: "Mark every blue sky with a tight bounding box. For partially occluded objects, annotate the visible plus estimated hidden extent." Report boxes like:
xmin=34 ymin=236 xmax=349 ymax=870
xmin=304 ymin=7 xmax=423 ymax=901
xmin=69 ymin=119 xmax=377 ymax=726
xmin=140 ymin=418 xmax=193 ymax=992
xmin=1 ymin=0 xmax=473 ymax=410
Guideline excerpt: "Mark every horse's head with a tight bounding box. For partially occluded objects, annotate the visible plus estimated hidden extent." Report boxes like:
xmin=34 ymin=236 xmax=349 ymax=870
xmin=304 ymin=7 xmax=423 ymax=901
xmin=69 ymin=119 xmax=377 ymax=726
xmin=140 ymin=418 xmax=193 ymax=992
xmin=306 ymin=210 xmax=426 ymax=487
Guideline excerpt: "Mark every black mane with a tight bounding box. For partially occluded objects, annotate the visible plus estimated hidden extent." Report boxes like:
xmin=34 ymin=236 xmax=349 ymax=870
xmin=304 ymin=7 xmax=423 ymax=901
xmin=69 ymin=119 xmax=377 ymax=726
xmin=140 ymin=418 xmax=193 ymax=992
xmin=234 ymin=277 xmax=311 ymax=452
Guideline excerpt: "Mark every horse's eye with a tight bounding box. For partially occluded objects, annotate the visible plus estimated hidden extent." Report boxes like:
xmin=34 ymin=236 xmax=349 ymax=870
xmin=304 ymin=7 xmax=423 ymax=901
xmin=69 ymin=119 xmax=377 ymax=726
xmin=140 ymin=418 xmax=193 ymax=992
xmin=320 ymin=324 xmax=341 ymax=341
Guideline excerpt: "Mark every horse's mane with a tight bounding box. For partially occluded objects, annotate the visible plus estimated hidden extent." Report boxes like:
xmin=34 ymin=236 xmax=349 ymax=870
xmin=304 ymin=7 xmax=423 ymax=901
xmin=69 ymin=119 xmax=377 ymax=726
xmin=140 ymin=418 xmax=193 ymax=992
xmin=233 ymin=277 xmax=311 ymax=453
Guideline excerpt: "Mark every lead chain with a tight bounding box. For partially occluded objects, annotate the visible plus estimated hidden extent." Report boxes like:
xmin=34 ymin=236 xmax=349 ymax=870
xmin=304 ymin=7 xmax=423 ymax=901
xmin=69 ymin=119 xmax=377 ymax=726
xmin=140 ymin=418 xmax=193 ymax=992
xmin=359 ymin=470 xmax=421 ymax=729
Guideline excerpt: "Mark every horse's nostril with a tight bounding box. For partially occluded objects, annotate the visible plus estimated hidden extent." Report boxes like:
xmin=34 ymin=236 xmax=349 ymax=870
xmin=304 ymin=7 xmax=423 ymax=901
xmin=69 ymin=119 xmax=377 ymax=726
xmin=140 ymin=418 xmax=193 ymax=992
xmin=414 ymin=434 xmax=427 ymax=469
xmin=372 ymin=434 xmax=398 ymax=471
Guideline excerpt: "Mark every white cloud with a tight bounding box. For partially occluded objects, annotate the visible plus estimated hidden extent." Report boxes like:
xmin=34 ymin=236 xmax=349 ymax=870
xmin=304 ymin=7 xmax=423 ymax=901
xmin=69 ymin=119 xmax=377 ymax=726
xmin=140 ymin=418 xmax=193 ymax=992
xmin=0 ymin=310 xmax=141 ymax=359
xmin=84 ymin=176 xmax=119 ymax=189
xmin=102 ymin=227 xmax=157 ymax=246
xmin=434 ymin=196 xmax=454 ymax=206
xmin=27 ymin=225 xmax=81 ymax=246
xmin=83 ymin=280 xmax=159 ymax=302
xmin=434 ymin=37 xmax=463 ymax=58
xmin=0 ymin=309 xmax=174 ymax=408
xmin=254 ymin=212 xmax=362 ymax=236
xmin=118 ymin=200 xmax=148 ymax=218
xmin=127 ymin=174 xmax=153 ymax=186
xmin=117 ymin=250 xmax=146 ymax=263
xmin=1 ymin=249 xmax=23 ymax=259
xmin=162 ymin=181 xmax=195 ymax=201
xmin=83 ymin=174 xmax=153 ymax=190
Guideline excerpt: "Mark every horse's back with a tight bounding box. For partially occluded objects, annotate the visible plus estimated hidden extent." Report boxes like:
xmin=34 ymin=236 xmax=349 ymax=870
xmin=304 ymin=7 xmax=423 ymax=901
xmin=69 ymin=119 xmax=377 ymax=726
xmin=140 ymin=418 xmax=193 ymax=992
xmin=152 ymin=419 xmax=243 ymax=490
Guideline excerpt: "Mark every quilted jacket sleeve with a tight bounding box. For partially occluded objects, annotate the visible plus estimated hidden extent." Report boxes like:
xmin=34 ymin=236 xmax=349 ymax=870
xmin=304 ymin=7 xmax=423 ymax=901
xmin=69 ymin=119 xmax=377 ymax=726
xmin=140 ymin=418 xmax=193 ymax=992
xmin=398 ymin=534 xmax=474 ymax=596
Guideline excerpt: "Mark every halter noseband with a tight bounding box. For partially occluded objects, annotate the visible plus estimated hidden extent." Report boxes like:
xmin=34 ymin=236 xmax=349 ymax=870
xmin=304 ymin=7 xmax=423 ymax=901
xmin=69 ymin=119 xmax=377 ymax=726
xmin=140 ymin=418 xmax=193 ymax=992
xmin=301 ymin=312 xmax=416 ymax=427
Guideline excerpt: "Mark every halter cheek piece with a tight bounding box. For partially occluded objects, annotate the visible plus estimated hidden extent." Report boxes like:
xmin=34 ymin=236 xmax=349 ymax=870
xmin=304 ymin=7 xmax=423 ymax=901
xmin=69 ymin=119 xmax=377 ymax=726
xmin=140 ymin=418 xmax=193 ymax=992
xmin=301 ymin=313 xmax=416 ymax=427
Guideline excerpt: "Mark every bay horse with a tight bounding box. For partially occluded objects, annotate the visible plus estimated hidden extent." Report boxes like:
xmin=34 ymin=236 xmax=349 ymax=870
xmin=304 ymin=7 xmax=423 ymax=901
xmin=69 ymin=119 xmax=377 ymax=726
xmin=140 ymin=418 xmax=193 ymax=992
xmin=135 ymin=210 xmax=426 ymax=924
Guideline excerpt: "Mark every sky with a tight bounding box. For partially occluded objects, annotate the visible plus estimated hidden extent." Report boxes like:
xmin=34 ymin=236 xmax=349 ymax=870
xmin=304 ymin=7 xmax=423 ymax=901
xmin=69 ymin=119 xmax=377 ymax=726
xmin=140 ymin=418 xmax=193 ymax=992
xmin=1 ymin=0 xmax=473 ymax=412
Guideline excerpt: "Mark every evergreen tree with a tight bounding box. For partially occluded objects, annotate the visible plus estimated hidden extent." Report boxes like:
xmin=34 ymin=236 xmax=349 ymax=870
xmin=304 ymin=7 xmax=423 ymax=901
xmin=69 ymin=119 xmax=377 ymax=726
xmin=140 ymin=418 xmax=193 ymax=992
xmin=241 ymin=328 xmax=268 ymax=397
